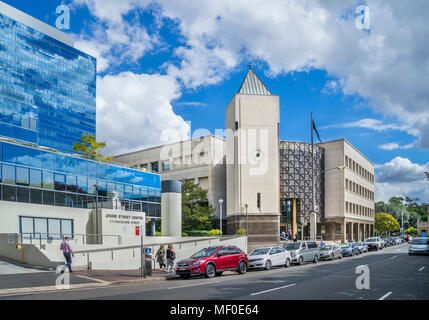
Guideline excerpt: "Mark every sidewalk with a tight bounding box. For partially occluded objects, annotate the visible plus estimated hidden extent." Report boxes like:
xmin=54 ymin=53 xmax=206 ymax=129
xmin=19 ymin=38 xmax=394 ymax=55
xmin=0 ymin=267 xmax=176 ymax=297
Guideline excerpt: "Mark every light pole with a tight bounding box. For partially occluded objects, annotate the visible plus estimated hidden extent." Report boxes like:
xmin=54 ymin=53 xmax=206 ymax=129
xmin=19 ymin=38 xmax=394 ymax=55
xmin=312 ymin=166 xmax=345 ymax=241
xmin=218 ymin=199 xmax=224 ymax=236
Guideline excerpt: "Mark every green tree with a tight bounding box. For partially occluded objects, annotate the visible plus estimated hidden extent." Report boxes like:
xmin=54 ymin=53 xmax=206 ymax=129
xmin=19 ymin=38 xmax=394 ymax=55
xmin=375 ymin=212 xmax=400 ymax=235
xmin=182 ymin=180 xmax=216 ymax=231
xmin=72 ymin=134 xmax=114 ymax=163
xmin=405 ymin=227 xmax=417 ymax=235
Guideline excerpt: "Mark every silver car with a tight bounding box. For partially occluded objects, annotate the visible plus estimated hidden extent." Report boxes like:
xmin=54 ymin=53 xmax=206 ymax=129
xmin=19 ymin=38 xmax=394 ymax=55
xmin=248 ymin=246 xmax=292 ymax=270
xmin=319 ymin=244 xmax=343 ymax=260
xmin=409 ymin=237 xmax=429 ymax=255
xmin=284 ymin=241 xmax=320 ymax=265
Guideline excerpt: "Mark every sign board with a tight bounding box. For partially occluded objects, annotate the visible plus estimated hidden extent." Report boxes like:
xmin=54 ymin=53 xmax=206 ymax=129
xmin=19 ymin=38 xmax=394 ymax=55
xmin=135 ymin=226 xmax=141 ymax=237
xmin=7 ymin=234 xmax=17 ymax=244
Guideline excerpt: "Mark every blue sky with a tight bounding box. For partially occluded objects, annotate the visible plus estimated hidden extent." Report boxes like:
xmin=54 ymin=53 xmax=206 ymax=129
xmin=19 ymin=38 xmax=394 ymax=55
xmin=4 ymin=0 xmax=429 ymax=202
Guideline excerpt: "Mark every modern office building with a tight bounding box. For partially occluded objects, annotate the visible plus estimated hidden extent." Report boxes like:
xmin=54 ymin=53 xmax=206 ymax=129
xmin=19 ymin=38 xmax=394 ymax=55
xmin=115 ymin=67 xmax=375 ymax=243
xmin=0 ymin=1 xmax=96 ymax=153
xmin=0 ymin=2 xmax=162 ymax=239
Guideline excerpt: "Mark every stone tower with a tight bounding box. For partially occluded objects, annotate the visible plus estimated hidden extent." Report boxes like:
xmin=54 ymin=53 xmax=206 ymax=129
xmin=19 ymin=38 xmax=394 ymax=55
xmin=225 ymin=66 xmax=280 ymax=243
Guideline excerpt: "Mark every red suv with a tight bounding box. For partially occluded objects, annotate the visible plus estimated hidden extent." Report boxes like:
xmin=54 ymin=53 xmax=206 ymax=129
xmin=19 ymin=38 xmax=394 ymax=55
xmin=175 ymin=246 xmax=248 ymax=279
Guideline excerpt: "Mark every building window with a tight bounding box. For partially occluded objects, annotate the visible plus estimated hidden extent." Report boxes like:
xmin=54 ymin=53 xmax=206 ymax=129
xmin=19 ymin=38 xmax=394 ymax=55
xmin=257 ymin=193 xmax=261 ymax=209
xmin=140 ymin=164 xmax=148 ymax=172
xmin=162 ymin=160 xmax=171 ymax=172
xmin=151 ymin=162 xmax=159 ymax=173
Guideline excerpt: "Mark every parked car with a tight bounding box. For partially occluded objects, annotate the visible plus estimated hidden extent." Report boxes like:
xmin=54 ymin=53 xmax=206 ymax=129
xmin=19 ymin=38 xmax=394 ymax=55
xmin=319 ymin=244 xmax=343 ymax=260
xmin=248 ymin=246 xmax=292 ymax=270
xmin=394 ymin=237 xmax=403 ymax=244
xmin=340 ymin=243 xmax=360 ymax=256
xmin=283 ymin=241 xmax=320 ymax=265
xmin=175 ymin=246 xmax=248 ymax=279
xmin=355 ymin=242 xmax=369 ymax=253
xmin=365 ymin=237 xmax=383 ymax=251
xmin=382 ymin=238 xmax=390 ymax=247
xmin=408 ymin=237 xmax=429 ymax=255
xmin=388 ymin=238 xmax=395 ymax=246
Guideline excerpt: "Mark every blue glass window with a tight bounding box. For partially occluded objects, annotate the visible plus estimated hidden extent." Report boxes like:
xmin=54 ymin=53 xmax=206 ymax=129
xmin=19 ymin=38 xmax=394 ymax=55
xmin=66 ymin=175 xmax=77 ymax=193
xmin=77 ymin=159 xmax=88 ymax=176
xmin=29 ymin=148 xmax=42 ymax=168
xmin=54 ymin=173 xmax=66 ymax=191
xmin=15 ymin=145 xmax=30 ymax=166
xmin=66 ymin=157 xmax=77 ymax=175
xmin=125 ymin=185 xmax=133 ymax=199
xmin=116 ymin=184 xmax=125 ymax=198
xmin=30 ymin=169 xmax=42 ymax=188
xmin=107 ymin=182 xmax=116 ymax=193
xmin=16 ymin=167 xmax=29 ymax=186
xmin=43 ymin=172 xmax=54 ymax=190
xmin=2 ymin=143 xmax=16 ymax=163
xmin=2 ymin=164 xmax=15 ymax=184
xmin=87 ymin=161 xmax=97 ymax=178
xmin=42 ymin=152 xmax=55 ymax=171
xmin=55 ymin=155 xmax=65 ymax=173
xmin=77 ymin=176 xmax=88 ymax=194
xmin=88 ymin=178 xmax=97 ymax=195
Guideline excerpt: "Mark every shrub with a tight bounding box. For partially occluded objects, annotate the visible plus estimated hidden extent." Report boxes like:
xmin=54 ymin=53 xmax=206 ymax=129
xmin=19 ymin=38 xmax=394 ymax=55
xmin=182 ymin=232 xmax=188 ymax=237
xmin=208 ymin=229 xmax=222 ymax=236
xmin=405 ymin=227 xmax=417 ymax=235
xmin=184 ymin=230 xmax=210 ymax=237
xmin=155 ymin=231 xmax=162 ymax=237
xmin=236 ymin=229 xmax=247 ymax=236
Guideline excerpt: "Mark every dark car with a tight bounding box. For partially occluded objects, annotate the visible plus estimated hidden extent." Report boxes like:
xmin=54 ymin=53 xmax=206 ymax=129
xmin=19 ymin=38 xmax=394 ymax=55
xmin=175 ymin=246 xmax=248 ymax=279
xmin=340 ymin=243 xmax=360 ymax=257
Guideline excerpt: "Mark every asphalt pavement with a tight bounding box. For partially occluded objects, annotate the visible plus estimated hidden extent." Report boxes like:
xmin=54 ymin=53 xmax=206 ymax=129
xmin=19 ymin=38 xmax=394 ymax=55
xmin=0 ymin=243 xmax=427 ymax=300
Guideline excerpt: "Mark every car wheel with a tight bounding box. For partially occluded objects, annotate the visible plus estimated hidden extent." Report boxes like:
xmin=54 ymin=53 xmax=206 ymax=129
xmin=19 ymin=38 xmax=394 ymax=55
xmin=351 ymin=251 xmax=355 ymax=256
xmin=339 ymin=253 xmax=343 ymax=259
xmin=313 ymin=255 xmax=319 ymax=263
xmin=205 ymin=264 xmax=216 ymax=278
xmin=264 ymin=260 xmax=272 ymax=270
xmin=238 ymin=261 xmax=248 ymax=274
xmin=179 ymin=274 xmax=191 ymax=279
xmin=298 ymin=256 xmax=304 ymax=266
xmin=285 ymin=258 xmax=291 ymax=268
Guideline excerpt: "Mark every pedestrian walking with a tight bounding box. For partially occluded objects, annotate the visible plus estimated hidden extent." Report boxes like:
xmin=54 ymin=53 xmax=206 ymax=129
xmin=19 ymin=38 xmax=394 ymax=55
xmin=155 ymin=245 xmax=167 ymax=271
xmin=60 ymin=237 xmax=74 ymax=273
xmin=166 ymin=244 xmax=176 ymax=274
xmin=289 ymin=231 xmax=293 ymax=240
xmin=281 ymin=231 xmax=286 ymax=241
xmin=320 ymin=239 xmax=326 ymax=247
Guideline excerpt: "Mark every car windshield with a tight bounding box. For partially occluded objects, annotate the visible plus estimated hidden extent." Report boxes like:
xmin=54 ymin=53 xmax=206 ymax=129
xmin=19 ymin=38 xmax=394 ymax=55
xmin=321 ymin=245 xmax=332 ymax=250
xmin=340 ymin=244 xmax=350 ymax=248
xmin=190 ymin=247 xmax=219 ymax=258
xmin=365 ymin=238 xmax=376 ymax=242
xmin=250 ymin=248 xmax=270 ymax=255
xmin=285 ymin=243 xmax=301 ymax=250
xmin=411 ymin=238 xmax=429 ymax=245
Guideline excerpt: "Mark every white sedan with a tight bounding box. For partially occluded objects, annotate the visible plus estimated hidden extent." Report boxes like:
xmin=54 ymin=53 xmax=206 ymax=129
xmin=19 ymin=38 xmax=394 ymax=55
xmin=248 ymin=246 xmax=292 ymax=270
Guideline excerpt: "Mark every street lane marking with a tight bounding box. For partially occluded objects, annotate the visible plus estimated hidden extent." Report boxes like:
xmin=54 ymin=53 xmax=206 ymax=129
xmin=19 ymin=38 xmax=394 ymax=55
xmin=75 ymin=274 xmax=110 ymax=284
xmin=418 ymin=267 xmax=425 ymax=272
xmin=396 ymin=249 xmax=400 ymax=251
xmin=390 ymin=255 xmax=398 ymax=259
xmin=168 ymin=281 xmax=221 ymax=290
xmin=378 ymin=292 xmax=392 ymax=300
xmin=251 ymin=283 xmax=296 ymax=296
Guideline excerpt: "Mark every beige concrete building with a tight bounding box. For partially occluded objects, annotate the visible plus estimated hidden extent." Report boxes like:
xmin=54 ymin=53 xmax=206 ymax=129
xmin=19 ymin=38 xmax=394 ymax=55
xmin=114 ymin=135 xmax=227 ymax=227
xmin=318 ymin=140 xmax=375 ymax=242
xmin=115 ymin=67 xmax=375 ymax=243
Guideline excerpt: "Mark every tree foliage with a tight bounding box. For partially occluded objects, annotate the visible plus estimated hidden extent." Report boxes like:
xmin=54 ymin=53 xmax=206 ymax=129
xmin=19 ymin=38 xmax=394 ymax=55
xmin=182 ymin=180 xmax=216 ymax=231
xmin=375 ymin=212 xmax=400 ymax=234
xmin=72 ymin=134 xmax=114 ymax=163
xmin=375 ymin=196 xmax=428 ymax=229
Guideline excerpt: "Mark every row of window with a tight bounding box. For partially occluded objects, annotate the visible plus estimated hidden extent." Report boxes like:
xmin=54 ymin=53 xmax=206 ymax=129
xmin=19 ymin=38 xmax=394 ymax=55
xmin=0 ymin=184 xmax=161 ymax=217
xmin=0 ymin=164 xmax=161 ymax=202
xmin=345 ymin=178 xmax=374 ymax=201
xmin=345 ymin=155 xmax=374 ymax=183
xmin=345 ymin=201 xmax=374 ymax=218
xmin=20 ymin=216 xmax=73 ymax=240
xmin=132 ymin=160 xmax=170 ymax=173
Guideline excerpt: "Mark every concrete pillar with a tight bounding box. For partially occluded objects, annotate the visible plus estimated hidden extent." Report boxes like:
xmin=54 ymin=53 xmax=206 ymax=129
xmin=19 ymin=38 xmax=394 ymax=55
xmin=161 ymin=180 xmax=182 ymax=237
xmin=343 ymin=220 xmax=347 ymax=243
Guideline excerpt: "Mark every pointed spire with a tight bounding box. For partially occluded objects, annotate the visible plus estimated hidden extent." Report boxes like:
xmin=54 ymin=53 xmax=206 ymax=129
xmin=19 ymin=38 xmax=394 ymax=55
xmin=238 ymin=66 xmax=271 ymax=96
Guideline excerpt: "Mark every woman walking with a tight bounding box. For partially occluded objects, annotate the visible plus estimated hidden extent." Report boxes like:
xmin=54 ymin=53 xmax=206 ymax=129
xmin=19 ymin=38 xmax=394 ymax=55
xmin=166 ymin=244 xmax=176 ymax=274
xmin=155 ymin=245 xmax=167 ymax=271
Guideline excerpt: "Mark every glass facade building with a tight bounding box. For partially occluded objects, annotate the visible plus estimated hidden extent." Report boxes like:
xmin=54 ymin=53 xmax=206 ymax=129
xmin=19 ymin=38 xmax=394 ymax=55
xmin=0 ymin=141 xmax=161 ymax=218
xmin=0 ymin=12 xmax=96 ymax=153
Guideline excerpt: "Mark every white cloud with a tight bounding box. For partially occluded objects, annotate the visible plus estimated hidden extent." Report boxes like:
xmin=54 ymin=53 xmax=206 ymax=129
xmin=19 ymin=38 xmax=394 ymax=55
xmin=375 ymin=157 xmax=429 ymax=202
xmin=378 ymin=142 xmax=413 ymax=151
xmin=96 ymin=72 xmax=190 ymax=155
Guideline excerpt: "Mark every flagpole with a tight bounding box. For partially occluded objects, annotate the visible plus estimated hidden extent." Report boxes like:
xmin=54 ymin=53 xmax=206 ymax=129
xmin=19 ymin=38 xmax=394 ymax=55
xmin=311 ymin=113 xmax=317 ymax=242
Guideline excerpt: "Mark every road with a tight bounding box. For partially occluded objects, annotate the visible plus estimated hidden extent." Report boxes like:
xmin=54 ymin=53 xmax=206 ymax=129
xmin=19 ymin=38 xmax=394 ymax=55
xmin=0 ymin=243 xmax=427 ymax=300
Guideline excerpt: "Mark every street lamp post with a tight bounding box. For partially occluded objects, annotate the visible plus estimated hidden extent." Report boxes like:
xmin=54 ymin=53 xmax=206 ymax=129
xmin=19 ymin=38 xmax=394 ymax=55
xmin=218 ymin=199 xmax=224 ymax=236
xmin=245 ymin=204 xmax=249 ymax=237
xmin=312 ymin=166 xmax=345 ymax=241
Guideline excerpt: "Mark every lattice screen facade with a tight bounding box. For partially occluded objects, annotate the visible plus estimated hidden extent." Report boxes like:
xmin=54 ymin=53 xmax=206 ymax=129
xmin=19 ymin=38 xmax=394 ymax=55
xmin=279 ymin=141 xmax=325 ymax=226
